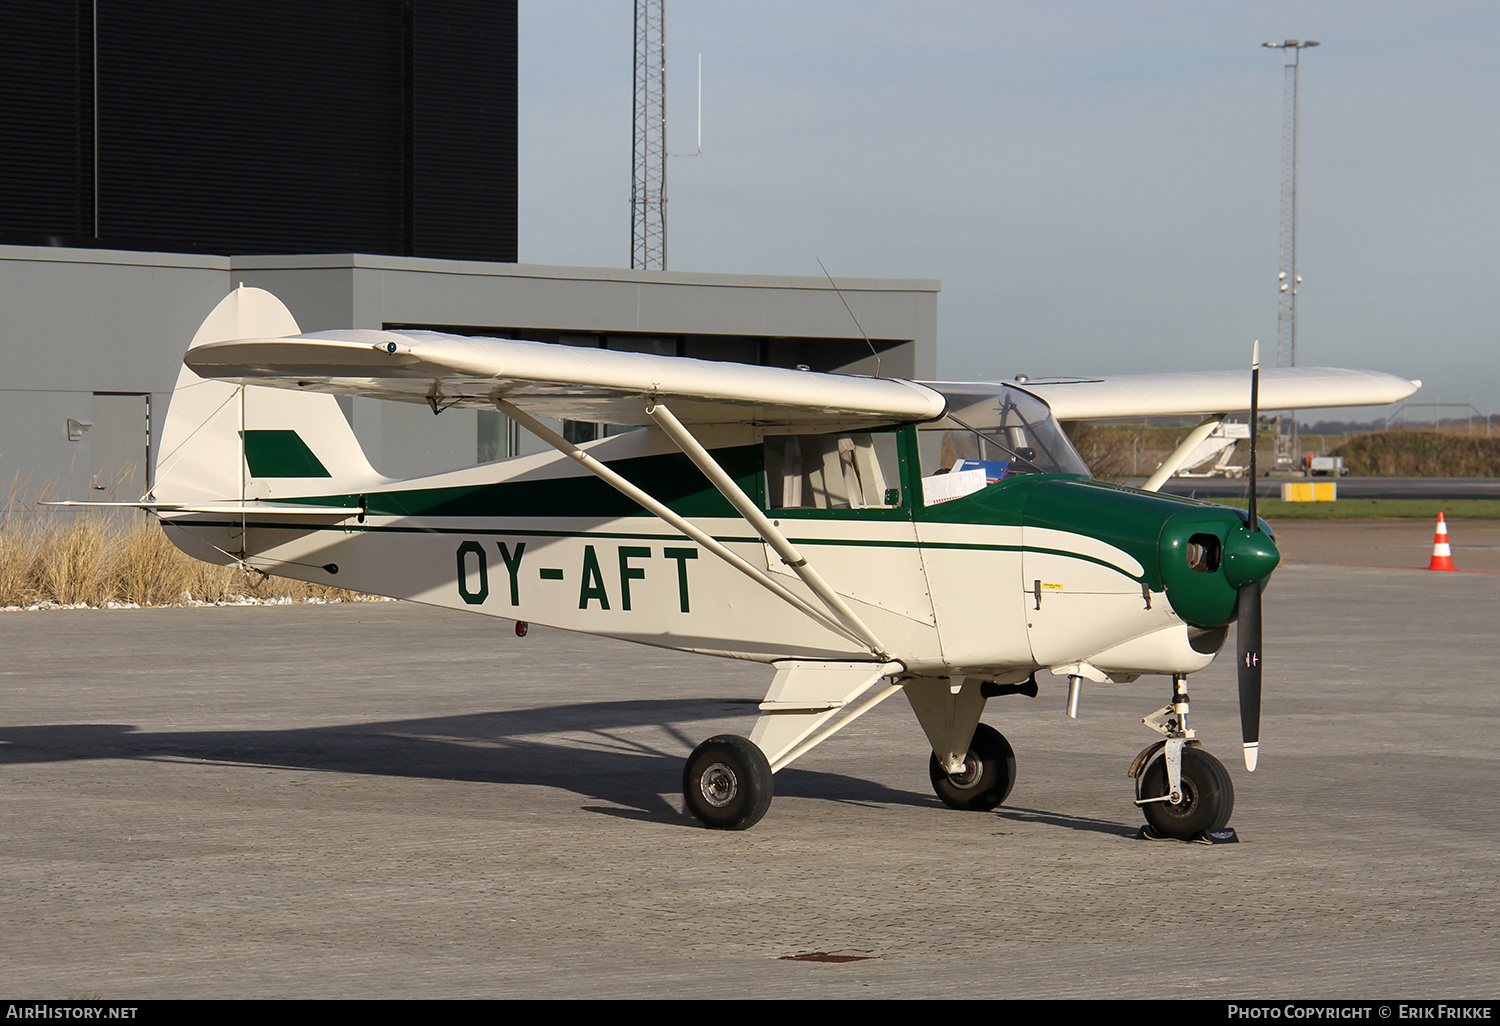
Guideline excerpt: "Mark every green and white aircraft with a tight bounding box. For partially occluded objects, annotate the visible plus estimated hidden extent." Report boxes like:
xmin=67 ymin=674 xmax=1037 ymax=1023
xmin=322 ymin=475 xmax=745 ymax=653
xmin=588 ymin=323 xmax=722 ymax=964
xmin=128 ymin=288 xmax=1420 ymax=835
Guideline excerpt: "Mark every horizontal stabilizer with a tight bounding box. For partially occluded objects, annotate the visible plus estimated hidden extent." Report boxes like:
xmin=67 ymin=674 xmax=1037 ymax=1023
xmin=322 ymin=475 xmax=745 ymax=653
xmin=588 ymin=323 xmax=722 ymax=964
xmin=45 ymin=500 xmax=363 ymax=516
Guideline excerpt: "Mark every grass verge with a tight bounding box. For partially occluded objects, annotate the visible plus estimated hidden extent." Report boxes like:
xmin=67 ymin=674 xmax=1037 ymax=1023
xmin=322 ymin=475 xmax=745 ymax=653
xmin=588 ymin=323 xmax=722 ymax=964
xmin=1209 ymin=498 xmax=1500 ymax=520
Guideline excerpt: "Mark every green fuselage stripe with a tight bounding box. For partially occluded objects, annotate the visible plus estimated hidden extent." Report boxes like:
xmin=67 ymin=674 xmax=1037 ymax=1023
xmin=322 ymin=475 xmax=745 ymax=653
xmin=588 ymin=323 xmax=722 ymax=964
xmin=213 ymin=442 xmax=1236 ymax=594
xmin=174 ymin=518 xmax=1147 ymax=582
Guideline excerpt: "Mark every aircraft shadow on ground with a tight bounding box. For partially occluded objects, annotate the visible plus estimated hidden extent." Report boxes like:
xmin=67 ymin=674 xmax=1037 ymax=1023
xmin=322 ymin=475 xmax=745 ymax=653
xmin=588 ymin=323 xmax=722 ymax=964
xmin=0 ymin=698 xmax=991 ymax=827
xmin=992 ymin=805 xmax=1138 ymax=837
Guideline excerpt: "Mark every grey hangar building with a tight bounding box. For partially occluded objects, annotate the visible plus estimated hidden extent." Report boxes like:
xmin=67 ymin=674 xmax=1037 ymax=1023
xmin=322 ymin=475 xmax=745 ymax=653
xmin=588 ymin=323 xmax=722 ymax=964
xmin=1 ymin=2 xmax=938 ymax=508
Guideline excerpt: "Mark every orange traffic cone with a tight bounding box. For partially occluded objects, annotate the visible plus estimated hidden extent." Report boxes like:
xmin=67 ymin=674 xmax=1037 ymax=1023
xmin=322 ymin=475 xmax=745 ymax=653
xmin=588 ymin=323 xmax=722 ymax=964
xmin=1427 ymin=512 xmax=1458 ymax=571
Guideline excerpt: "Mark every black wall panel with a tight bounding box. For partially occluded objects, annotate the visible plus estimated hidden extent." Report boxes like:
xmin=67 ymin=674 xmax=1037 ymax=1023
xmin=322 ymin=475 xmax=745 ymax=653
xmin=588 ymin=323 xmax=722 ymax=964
xmin=412 ymin=0 xmax=518 ymax=262
xmin=0 ymin=0 xmax=517 ymax=261
xmin=0 ymin=2 xmax=95 ymax=238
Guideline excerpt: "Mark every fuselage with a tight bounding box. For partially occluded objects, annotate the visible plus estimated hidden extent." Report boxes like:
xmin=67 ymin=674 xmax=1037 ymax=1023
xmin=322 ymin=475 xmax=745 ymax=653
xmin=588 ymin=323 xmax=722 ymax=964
xmin=161 ymin=401 xmax=1277 ymax=683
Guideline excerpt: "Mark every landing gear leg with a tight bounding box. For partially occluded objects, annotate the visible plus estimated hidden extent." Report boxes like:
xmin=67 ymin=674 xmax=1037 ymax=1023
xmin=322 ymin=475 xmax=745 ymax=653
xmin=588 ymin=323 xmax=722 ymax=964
xmin=1129 ymin=675 xmax=1235 ymax=840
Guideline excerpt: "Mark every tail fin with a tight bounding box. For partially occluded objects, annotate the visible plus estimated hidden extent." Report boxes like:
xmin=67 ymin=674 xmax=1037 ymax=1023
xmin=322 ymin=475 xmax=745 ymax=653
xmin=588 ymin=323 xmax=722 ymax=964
xmin=154 ymin=287 xmax=383 ymax=505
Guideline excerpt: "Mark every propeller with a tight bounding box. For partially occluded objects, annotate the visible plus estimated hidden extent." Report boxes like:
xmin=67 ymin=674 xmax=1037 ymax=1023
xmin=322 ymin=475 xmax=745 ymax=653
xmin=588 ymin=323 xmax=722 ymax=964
xmin=1238 ymin=341 xmax=1263 ymax=771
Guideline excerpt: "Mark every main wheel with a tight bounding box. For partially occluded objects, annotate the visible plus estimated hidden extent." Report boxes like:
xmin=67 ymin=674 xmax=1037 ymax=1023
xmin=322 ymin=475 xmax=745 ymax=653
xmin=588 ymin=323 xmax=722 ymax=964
xmin=1139 ymin=746 xmax=1235 ymax=839
xmin=683 ymin=734 xmax=774 ymax=830
xmin=928 ymin=723 xmax=1016 ymax=811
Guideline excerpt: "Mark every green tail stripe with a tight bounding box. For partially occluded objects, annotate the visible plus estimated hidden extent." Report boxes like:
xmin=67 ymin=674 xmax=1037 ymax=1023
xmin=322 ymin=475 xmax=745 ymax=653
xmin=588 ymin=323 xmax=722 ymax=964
xmin=240 ymin=430 xmax=332 ymax=478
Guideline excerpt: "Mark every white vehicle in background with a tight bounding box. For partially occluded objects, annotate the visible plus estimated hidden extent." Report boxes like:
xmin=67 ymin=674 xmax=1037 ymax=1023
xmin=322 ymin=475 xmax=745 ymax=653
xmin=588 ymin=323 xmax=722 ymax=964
xmin=1303 ymin=454 xmax=1348 ymax=477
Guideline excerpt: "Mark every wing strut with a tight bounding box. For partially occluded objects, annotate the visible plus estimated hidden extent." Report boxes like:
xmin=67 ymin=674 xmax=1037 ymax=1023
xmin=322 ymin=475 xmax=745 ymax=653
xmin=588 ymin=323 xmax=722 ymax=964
xmin=645 ymin=402 xmax=889 ymax=659
xmin=493 ymin=399 xmax=873 ymax=652
xmin=1142 ymin=416 xmax=1225 ymax=492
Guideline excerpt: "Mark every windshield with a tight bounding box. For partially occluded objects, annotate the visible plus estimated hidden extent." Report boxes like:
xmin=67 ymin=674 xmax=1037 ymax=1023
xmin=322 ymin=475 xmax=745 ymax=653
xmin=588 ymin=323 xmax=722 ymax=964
xmin=916 ymin=383 xmax=1090 ymax=501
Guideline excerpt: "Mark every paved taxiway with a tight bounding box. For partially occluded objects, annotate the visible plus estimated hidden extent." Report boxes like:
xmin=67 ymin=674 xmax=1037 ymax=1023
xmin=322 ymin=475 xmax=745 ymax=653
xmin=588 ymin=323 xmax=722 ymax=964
xmin=1271 ymin=518 xmax=1500 ymax=573
xmin=1 ymin=522 xmax=1496 ymax=998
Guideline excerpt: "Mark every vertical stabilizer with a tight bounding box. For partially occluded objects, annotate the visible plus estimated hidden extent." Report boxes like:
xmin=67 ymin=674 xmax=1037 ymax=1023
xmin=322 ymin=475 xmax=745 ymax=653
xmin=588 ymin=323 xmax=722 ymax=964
xmin=153 ymin=287 xmax=383 ymax=505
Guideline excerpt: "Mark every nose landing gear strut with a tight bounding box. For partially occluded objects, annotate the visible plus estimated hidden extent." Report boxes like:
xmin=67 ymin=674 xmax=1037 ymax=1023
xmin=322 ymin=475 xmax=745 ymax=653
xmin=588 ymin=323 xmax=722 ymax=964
xmin=1128 ymin=674 xmax=1236 ymax=841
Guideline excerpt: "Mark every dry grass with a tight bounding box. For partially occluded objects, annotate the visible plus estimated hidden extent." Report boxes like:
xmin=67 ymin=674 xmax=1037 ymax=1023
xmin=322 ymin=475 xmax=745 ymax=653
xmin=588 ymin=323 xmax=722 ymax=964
xmin=0 ymin=506 xmax=371 ymax=608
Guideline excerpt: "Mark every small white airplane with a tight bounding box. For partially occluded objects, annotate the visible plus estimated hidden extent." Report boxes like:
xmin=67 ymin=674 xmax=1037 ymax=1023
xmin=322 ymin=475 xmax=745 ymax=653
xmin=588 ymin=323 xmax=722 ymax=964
xmin=1173 ymin=422 xmax=1253 ymax=479
xmin=102 ymin=287 xmax=1421 ymax=837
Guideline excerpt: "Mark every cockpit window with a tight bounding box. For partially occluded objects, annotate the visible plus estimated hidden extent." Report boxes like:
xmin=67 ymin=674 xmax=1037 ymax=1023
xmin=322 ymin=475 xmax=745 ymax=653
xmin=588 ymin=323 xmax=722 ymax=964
xmin=918 ymin=384 xmax=1089 ymax=505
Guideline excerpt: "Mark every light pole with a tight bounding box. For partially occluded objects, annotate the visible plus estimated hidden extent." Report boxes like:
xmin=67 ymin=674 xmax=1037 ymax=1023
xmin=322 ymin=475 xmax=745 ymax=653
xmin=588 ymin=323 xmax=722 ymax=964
xmin=1263 ymin=39 xmax=1318 ymax=469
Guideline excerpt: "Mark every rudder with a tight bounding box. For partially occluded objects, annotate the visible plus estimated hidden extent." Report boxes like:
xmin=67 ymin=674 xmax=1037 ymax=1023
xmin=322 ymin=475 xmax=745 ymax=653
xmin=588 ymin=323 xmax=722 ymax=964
xmin=153 ymin=287 xmax=384 ymax=507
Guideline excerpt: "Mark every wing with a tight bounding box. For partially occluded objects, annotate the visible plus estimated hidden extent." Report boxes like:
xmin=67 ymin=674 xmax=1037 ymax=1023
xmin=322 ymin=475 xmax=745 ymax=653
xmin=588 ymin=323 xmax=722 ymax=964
xmin=185 ymin=329 xmax=949 ymax=430
xmin=979 ymin=368 xmax=1421 ymax=420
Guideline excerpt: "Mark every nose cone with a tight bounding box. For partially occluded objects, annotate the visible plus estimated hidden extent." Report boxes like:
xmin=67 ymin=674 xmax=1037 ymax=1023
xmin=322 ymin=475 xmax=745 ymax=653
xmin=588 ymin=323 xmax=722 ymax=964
xmin=1224 ymin=524 xmax=1280 ymax=589
xmin=1158 ymin=507 xmax=1279 ymax=628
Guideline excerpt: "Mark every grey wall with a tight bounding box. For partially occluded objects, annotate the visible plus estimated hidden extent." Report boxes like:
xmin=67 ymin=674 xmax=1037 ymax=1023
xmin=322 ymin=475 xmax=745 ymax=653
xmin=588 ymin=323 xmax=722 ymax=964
xmin=2 ymin=247 xmax=939 ymax=502
xmin=0 ymin=247 xmax=228 ymax=507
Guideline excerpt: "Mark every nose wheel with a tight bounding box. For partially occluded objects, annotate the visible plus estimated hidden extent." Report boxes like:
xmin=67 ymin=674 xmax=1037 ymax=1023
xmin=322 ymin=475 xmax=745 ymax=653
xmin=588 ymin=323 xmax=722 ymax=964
xmin=1130 ymin=674 xmax=1235 ymax=840
xmin=1135 ymin=744 xmax=1234 ymax=839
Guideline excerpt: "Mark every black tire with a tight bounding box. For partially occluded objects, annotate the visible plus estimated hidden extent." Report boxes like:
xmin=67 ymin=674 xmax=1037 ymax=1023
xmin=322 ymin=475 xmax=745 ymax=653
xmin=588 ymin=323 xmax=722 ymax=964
xmin=928 ymin=723 xmax=1016 ymax=811
xmin=682 ymin=734 xmax=774 ymax=830
xmin=1139 ymin=746 xmax=1235 ymax=839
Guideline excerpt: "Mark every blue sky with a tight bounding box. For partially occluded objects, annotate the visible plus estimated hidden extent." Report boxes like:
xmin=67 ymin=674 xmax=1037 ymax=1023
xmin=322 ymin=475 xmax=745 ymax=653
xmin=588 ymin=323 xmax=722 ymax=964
xmin=519 ymin=2 xmax=1500 ymax=420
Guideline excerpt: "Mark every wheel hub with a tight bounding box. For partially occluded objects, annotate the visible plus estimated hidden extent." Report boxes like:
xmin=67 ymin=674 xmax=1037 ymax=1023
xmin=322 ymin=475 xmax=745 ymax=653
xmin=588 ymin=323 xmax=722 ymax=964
xmin=1162 ymin=778 xmax=1196 ymax=813
xmin=947 ymin=754 xmax=982 ymax=790
xmin=699 ymin=762 xmax=738 ymax=807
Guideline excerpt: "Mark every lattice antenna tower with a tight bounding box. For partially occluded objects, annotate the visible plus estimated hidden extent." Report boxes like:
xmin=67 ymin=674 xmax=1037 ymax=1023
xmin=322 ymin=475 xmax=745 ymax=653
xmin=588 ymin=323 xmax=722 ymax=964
xmin=1263 ymin=39 xmax=1318 ymax=372
xmin=632 ymin=0 xmax=667 ymax=270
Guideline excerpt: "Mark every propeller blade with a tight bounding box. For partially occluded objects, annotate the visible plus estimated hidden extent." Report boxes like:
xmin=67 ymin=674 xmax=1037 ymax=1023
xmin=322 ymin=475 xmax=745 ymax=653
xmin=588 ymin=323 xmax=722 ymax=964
xmin=1240 ymin=341 xmax=1264 ymax=772
xmin=1248 ymin=340 xmax=1260 ymax=531
xmin=1236 ymin=580 xmax=1263 ymax=771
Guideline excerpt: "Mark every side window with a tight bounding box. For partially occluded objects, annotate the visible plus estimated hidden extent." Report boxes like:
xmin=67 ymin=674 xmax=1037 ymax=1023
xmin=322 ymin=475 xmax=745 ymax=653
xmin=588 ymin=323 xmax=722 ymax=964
xmin=920 ymin=428 xmax=983 ymax=475
xmin=918 ymin=428 xmax=1014 ymax=506
xmin=764 ymin=432 xmax=901 ymax=510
